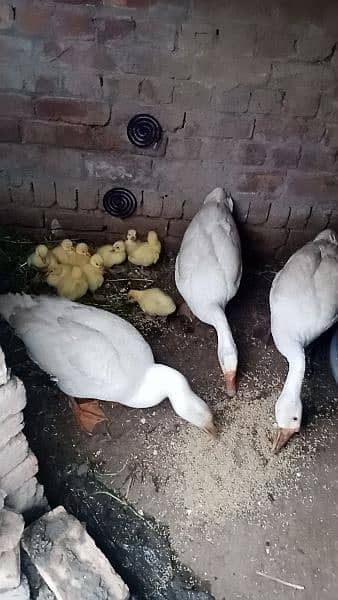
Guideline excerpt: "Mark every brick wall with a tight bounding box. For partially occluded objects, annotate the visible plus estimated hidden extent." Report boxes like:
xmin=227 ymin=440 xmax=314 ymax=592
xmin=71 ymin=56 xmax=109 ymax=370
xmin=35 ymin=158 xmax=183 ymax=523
xmin=0 ymin=0 xmax=337 ymax=263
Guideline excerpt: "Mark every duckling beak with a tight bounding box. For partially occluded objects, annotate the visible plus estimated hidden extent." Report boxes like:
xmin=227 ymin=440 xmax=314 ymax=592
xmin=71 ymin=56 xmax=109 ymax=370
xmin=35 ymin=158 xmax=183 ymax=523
xmin=272 ymin=427 xmax=299 ymax=453
xmin=223 ymin=371 xmax=236 ymax=397
xmin=202 ymin=420 xmax=217 ymax=439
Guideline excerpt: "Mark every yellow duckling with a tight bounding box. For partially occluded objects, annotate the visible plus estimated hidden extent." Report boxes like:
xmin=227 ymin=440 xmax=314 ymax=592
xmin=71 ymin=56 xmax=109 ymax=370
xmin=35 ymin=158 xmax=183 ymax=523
xmin=96 ymin=241 xmax=127 ymax=268
xmin=57 ymin=266 xmax=88 ymax=301
xmin=82 ymin=254 xmax=104 ymax=293
xmin=52 ymin=239 xmax=75 ymax=265
xmin=69 ymin=242 xmax=92 ymax=267
xmin=28 ymin=244 xmax=57 ymax=270
xmin=46 ymin=263 xmax=72 ymax=288
xmin=125 ymin=229 xmax=141 ymax=255
xmin=127 ymin=231 xmax=161 ymax=267
xmin=128 ymin=288 xmax=176 ymax=316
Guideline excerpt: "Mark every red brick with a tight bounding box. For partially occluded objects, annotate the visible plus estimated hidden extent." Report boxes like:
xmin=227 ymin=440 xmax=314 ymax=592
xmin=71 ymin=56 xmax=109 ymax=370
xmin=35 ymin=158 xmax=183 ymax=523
xmin=168 ymin=219 xmax=189 ymax=238
xmin=97 ymin=17 xmax=135 ymax=42
xmin=34 ymin=74 xmax=63 ymax=95
xmin=246 ymin=199 xmax=270 ymax=225
xmin=184 ymin=111 xmax=254 ymax=139
xmin=283 ymin=89 xmax=320 ymax=117
xmin=254 ymin=116 xmax=325 ymax=143
xmin=53 ymin=8 xmax=95 ymax=39
xmin=278 ymin=230 xmax=317 ymax=261
xmin=212 ymin=86 xmax=250 ymax=113
xmin=104 ymin=215 xmax=168 ymax=237
xmin=0 ymin=118 xmax=21 ymax=142
xmin=319 ymin=96 xmax=338 ymax=122
xmin=329 ymin=210 xmax=338 ymax=230
xmin=45 ymin=210 xmax=104 ymax=232
xmin=35 ymin=97 xmax=110 ymax=126
xmin=270 ymin=144 xmax=300 ymax=168
xmin=174 ymin=81 xmax=211 ymax=110
xmin=103 ymin=0 xmax=156 ymax=6
xmin=15 ymin=2 xmax=51 ymax=36
xmin=41 ymin=41 xmax=117 ymax=72
xmin=306 ymin=205 xmax=332 ymax=230
xmin=325 ymin=125 xmax=338 ymax=147
xmin=236 ymin=172 xmax=284 ymax=194
xmin=141 ymin=190 xmax=162 ymax=217
xmin=9 ymin=181 xmax=34 ymax=206
xmin=56 ymin=182 xmax=78 ymax=210
xmin=288 ymin=204 xmax=312 ymax=229
xmin=53 ymin=0 xmax=101 ymax=4
xmin=140 ymin=78 xmax=174 ymax=105
xmin=55 ymin=123 xmax=93 ymax=149
xmin=0 ymin=207 xmax=43 ymax=228
xmin=0 ymin=3 xmax=12 ymax=30
xmin=23 ymin=120 xmax=57 ymax=145
xmin=0 ymin=35 xmax=33 ymax=62
xmin=287 ymin=172 xmax=338 ymax=202
xmin=299 ymin=146 xmax=335 ymax=171
xmin=0 ymin=94 xmax=33 ymax=117
xmin=167 ymin=137 xmax=201 ymax=160
xmin=249 ymin=89 xmax=283 ymax=114
xmin=237 ymin=141 xmax=266 ymax=166
xmin=267 ymin=203 xmax=290 ymax=228
xmin=76 ymin=181 xmax=100 ymax=210
xmin=33 ymin=180 xmax=56 ymax=208
xmin=242 ymin=226 xmax=288 ymax=263
xmin=255 ymin=28 xmax=296 ymax=58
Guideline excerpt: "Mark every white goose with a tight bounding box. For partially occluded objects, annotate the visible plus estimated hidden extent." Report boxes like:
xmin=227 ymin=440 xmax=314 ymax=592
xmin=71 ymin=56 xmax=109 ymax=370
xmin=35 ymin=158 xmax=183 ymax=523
xmin=0 ymin=294 xmax=215 ymax=436
xmin=270 ymin=229 xmax=338 ymax=452
xmin=175 ymin=187 xmax=242 ymax=396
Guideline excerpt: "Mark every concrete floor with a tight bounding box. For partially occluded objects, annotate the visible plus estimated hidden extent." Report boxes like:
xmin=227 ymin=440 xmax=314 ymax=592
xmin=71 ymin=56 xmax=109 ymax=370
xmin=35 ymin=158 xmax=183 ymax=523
xmin=0 ymin=261 xmax=337 ymax=600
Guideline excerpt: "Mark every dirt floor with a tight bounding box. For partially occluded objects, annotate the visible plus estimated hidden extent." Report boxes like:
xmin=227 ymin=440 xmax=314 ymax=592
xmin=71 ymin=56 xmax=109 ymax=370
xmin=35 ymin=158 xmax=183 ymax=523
xmin=0 ymin=247 xmax=337 ymax=600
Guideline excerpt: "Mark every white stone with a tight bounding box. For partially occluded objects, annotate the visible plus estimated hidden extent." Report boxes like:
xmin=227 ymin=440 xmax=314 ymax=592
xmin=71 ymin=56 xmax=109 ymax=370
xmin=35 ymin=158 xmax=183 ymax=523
xmin=0 ymin=434 xmax=28 ymax=479
xmin=0 ymin=347 xmax=8 ymax=386
xmin=0 ymin=575 xmax=30 ymax=599
xmin=0 ymin=451 xmax=38 ymax=496
xmin=0 ymin=508 xmax=24 ymax=553
xmin=0 ymin=545 xmax=20 ymax=592
xmin=5 ymin=477 xmax=48 ymax=518
xmin=0 ymin=413 xmax=24 ymax=451
xmin=22 ymin=506 xmax=130 ymax=600
xmin=0 ymin=378 xmax=26 ymax=425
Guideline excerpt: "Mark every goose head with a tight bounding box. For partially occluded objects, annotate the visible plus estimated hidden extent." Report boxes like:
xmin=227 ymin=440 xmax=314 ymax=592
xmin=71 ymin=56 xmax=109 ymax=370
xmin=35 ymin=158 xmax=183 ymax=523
xmin=272 ymin=393 xmax=302 ymax=453
xmin=217 ymin=340 xmax=238 ymax=397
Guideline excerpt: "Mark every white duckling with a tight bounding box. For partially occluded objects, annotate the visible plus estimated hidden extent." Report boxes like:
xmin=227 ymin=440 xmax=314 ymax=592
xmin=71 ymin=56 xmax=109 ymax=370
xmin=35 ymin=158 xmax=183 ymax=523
xmin=175 ymin=187 xmax=242 ymax=396
xmin=0 ymin=294 xmax=216 ymax=436
xmin=52 ymin=239 xmax=75 ymax=265
xmin=46 ymin=263 xmax=72 ymax=288
xmin=28 ymin=244 xmax=57 ymax=270
xmin=125 ymin=229 xmax=141 ymax=255
xmin=270 ymin=229 xmax=338 ymax=452
xmin=57 ymin=266 xmax=88 ymax=301
xmin=70 ymin=242 xmax=91 ymax=267
xmin=128 ymin=231 xmax=161 ymax=267
xmin=97 ymin=241 xmax=127 ymax=268
xmin=82 ymin=254 xmax=104 ymax=293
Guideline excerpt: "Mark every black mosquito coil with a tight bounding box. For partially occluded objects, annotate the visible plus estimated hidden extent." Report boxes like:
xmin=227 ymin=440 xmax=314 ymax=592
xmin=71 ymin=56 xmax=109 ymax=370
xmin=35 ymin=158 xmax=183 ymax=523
xmin=127 ymin=114 xmax=162 ymax=148
xmin=102 ymin=188 xmax=137 ymax=219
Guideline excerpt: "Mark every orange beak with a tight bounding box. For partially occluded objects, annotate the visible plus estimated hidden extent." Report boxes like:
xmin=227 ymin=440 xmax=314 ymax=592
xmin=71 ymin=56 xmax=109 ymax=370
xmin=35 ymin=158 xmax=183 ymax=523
xmin=272 ymin=427 xmax=299 ymax=453
xmin=223 ymin=371 xmax=236 ymax=397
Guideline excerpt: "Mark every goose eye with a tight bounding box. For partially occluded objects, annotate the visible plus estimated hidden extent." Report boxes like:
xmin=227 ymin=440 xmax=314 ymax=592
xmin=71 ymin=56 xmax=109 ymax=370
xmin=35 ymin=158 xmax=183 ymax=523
xmin=293 ymin=417 xmax=298 ymax=422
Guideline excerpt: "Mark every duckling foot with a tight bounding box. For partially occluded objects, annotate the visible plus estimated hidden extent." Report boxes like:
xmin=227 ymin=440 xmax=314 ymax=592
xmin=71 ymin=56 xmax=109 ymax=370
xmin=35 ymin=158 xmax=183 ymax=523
xmin=69 ymin=398 xmax=107 ymax=433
